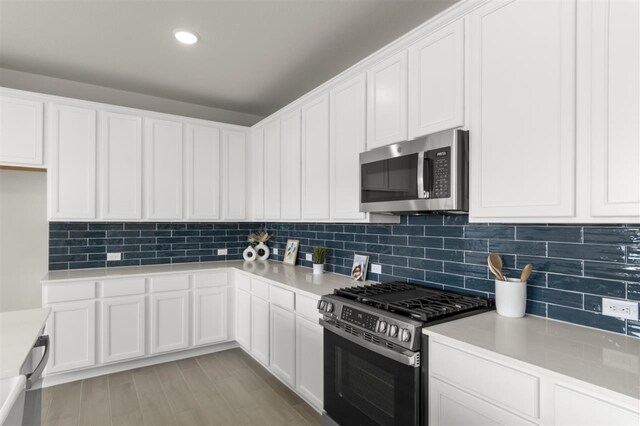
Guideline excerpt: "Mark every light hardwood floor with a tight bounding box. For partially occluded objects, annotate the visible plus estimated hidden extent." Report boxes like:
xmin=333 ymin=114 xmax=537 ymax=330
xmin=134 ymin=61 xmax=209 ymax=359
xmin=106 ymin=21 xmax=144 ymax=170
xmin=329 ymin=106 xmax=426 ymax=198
xmin=36 ymin=348 xmax=321 ymax=426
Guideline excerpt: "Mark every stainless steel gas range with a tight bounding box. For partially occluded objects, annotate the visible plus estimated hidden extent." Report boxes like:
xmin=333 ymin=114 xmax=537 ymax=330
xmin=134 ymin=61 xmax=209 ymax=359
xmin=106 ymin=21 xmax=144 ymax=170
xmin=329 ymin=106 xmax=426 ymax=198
xmin=318 ymin=282 xmax=494 ymax=426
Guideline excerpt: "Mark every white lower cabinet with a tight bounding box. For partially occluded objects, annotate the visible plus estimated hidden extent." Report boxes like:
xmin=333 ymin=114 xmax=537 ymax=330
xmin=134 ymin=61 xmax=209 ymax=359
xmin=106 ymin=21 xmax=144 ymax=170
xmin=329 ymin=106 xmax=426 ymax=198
xmin=235 ymin=288 xmax=252 ymax=350
xmin=193 ymin=287 xmax=228 ymax=346
xmin=553 ymin=384 xmax=640 ymax=426
xmin=47 ymin=301 xmax=96 ymax=373
xmin=270 ymin=304 xmax=296 ymax=386
xmin=250 ymin=295 xmax=270 ymax=365
xmin=101 ymin=296 xmax=145 ymax=363
xmin=150 ymin=291 xmax=189 ymax=354
xmin=295 ymin=315 xmax=324 ymax=409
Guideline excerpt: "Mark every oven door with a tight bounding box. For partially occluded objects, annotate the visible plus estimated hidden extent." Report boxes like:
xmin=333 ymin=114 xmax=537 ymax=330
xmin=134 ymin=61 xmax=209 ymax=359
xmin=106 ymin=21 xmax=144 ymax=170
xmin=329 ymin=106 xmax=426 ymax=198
xmin=323 ymin=326 xmax=420 ymax=426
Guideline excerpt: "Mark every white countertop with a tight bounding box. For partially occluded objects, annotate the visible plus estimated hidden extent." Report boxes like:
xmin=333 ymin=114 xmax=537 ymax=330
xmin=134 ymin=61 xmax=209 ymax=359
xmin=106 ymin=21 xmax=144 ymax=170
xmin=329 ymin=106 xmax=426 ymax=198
xmin=423 ymin=311 xmax=640 ymax=402
xmin=42 ymin=260 xmax=366 ymax=299
xmin=0 ymin=308 xmax=50 ymax=379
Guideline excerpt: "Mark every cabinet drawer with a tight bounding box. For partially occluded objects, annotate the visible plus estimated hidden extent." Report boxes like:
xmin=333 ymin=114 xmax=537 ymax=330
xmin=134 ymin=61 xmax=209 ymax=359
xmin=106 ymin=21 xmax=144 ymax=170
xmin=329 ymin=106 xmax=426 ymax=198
xmin=296 ymin=293 xmax=321 ymax=321
xmin=101 ymin=278 xmax=145 ymax=297
xmin=235 ymin=273 xmax=251 ymax=292
xmin=270 ymin=285 xmax=295 ymax=310
xmin=193 ymin=271 xmax=228 ymax=288
xmin=44 ymin=281 xmax=95 ymax=304
xmin=251 ymin=278 xmax=270 ymax=300
xmin=149 ymin=274 xmax=189 ymax=293
xmin=431 ymin=341 xmax=540 ymax=418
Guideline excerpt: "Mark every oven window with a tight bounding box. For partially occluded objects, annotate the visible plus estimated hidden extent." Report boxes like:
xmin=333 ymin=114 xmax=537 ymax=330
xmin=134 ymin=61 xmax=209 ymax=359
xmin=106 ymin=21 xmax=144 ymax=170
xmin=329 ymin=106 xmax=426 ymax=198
xmin=324 ymin=329 xmax=420 ymax=426
xmin=361 ymin=154 xmax=418 ymax=203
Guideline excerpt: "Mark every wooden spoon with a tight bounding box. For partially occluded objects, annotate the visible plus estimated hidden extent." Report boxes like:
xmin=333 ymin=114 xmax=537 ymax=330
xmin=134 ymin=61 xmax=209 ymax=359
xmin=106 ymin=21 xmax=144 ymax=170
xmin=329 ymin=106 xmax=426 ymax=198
xmin=520 ymin=264 xmax=533 ymax=282
xmin=487 ymin=254 xmax=506 ymax=281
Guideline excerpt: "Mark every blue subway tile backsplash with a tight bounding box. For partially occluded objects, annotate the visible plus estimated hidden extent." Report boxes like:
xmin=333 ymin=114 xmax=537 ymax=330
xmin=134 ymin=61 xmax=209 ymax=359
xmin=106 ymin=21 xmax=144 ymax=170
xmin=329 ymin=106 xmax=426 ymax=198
xmin=49 ymin=216 xmax=640 ymax=339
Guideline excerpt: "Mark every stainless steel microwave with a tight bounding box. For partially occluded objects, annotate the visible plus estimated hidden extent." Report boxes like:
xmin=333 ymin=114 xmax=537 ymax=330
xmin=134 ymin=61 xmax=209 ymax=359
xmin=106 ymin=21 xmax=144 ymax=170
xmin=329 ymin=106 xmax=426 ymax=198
xmin=359 ymin=129 xmax=469 ymax=214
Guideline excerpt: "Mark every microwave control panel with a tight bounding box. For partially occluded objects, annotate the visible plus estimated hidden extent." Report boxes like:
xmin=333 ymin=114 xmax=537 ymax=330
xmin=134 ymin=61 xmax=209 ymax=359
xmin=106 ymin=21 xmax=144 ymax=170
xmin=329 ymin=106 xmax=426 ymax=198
xmin=426 ymin=147 xmax=451 ymax=199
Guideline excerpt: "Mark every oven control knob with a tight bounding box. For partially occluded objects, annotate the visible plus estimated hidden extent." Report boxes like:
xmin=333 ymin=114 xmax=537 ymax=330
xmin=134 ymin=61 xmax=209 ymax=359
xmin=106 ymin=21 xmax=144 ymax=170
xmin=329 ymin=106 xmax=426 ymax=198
xmin=317 ymin=300 xmax=326 ymax=311
xmin=400 ymin=329 xmax=411 ymax=342
xmin=388 ymin=324 xmax=399 ymax=337
xmin=376 ymin=320 xmax=387 ymax=333
xmin=325 ymin=302 xmax=334 ymax=313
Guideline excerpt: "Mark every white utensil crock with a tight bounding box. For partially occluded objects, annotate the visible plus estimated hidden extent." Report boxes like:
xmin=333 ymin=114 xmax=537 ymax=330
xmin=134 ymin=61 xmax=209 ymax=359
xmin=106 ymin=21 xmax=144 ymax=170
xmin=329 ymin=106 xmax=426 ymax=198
xmin=495 ymin=278 xmax=527 ymax=318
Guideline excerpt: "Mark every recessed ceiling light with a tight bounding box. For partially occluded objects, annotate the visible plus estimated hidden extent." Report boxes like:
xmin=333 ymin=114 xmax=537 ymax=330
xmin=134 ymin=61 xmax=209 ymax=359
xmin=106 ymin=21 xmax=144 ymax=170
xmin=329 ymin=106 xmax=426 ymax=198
xmin=174 ymin=29 xmax=199 ymax=45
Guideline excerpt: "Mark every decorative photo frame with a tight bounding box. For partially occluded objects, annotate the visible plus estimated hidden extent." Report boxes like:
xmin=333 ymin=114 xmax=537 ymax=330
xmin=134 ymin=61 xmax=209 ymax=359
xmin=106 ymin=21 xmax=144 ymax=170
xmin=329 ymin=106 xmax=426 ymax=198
xmin=351 ymin=254 xmax=369 ymax=281
xmin=283 ymin=239 xmax=300 ymax=265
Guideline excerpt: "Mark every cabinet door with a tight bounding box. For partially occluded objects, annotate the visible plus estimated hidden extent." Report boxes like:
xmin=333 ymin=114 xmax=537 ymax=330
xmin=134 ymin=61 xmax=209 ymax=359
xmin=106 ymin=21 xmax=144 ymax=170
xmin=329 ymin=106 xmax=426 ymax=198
xmin=281 ymin=109 xmax=302 ymax=220
xmin=251 ymin=295 xmax=270 ymax=365
xmin=263 ymin=119 xmax=281 ymax=220
xmin=270 ymin=305 xmax=296 ymax=386
xmin=553 ymin=384 xmax=640 ymax=426
xmin=193 ymin=287 xmax=228 ymax=346
xmin=185 ymin=124 xmax=221 ymax=220
xmin=330 ymin=74 xmax=366 ymax=220
xmin=430 ymin=378 xmax=536 ymax=426
xmin=301 ymin=93 xmax=330 ymax=220
xmin=251 ymin=127 xmax=265 ymax=220
xmin=296 ymin=315 xmax=323 ymax=409
xmin=590 ymin=0 xmax=640 ymax=218
xmin=469 ymin=0 xmax=576 ymax=220
xmin=150 ymin=291 xmax=189 ymax=354
xmin=235 ymin=288 xmax=252 ymax=350
xmin=0 ymin=95 xmax=43 ymax=166
xmin=48 ymin=103 xmax=97 ymax=219
xmin=47 ymin=301 xmax=96 ymax=373
xmin=101 ymin=296 xmax=145 ymax=363
xmin=409 ymin=19 xmax=465 ymax=138
xmin=100 ymin=111 xmax=142 ymax=220
xmin=223 ymin=129 xmax=246 ymax=220
xmin=144 ymin=118 xmax=183 ymax=220
xmin=366 ymin=50 xmax=408 ymax=149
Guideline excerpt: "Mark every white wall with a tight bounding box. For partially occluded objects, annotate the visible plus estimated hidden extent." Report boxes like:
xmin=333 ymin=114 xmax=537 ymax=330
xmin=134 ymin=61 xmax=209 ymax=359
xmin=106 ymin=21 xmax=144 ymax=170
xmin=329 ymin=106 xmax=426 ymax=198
xmin=0 ymin=169 xmax=47 ymax=312
xmin=0 ymin=68 xmax=263 ymax=127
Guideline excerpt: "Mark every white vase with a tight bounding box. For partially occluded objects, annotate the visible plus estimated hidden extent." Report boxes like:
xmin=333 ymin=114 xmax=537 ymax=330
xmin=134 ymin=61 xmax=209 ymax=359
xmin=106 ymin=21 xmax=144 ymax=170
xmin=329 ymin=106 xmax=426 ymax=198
xmin=256 ymin=242 xmax=270 ymax=260
xmin=495 ymin=278 xmax=527 ymax=318
xmin=243 ymin=246 xmax=257 ymax=261
xmin=313 ymin=263 xmax=324 ymax=275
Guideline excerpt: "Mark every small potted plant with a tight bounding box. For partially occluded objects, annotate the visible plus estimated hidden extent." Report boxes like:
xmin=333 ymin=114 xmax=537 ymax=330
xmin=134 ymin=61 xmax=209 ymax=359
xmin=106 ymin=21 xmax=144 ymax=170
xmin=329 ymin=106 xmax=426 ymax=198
xmin=312 ymin=246 xmax=329 ymax=275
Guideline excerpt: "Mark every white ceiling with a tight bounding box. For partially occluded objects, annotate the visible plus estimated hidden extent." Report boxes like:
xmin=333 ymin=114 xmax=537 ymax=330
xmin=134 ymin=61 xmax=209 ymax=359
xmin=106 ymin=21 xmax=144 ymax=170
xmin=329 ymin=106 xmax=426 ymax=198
xmin=0 ymin=0 xmax=457 ymax=118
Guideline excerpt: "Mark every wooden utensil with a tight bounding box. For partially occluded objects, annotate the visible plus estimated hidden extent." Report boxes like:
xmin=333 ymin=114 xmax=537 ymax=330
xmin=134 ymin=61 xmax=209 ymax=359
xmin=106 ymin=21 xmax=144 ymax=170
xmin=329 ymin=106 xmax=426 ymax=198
xmin=520 ymin=264 xmax=533 ymax=282
xmin=487 ymin=253 xmax=506 ymax=281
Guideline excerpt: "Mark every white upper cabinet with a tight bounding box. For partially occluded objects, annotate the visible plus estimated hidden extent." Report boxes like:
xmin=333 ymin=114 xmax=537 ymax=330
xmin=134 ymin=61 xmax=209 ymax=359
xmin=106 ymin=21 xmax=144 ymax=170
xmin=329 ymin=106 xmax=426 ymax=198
xmin=48 ymin=103 xmax=97 ymax=220
xmin=367 ymin=50 xmax=408 ymax=150
xmin=408 ymin=19 xmax=465 ymax=139
xmin=185 ymin=124 xmax=221 ymax=220
xmin=222 ymin=129 xmax=246 ymax=220
xmin=99 ymin=111 xmax=142 ymax=220
xmin=330 ymin=75 xmax=366 ymax=220
xmin=144 ymin=118 xmax=183 ymax=220
xmin=280 ymin=109 xmax=302 ymax=220
xmin=0 ymin=94 xmax=44 ymax=167
xmin=469 ymin=0 xmax=576 ymax=221
xmin=589 ymin=0 xmax=640 ymax=219
xmin=263 ymin=119 xmax=281 ymax=220
xmin=250 ymin=127 xmax=265 ymax=220
xmin=302 ymin=93 xmax=330 ymax=220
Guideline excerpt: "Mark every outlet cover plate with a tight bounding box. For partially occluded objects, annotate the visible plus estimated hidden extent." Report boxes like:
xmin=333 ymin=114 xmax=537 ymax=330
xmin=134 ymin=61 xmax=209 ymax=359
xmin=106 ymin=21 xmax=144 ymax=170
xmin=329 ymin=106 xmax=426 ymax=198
xmin=273 ymin=248 xmax=279 ymax=255
xmin=371 ymin=264 xmax=382 ymax=274
xmin=602 ymin=298 xmax=639 ymax=320
xmin=218 ymin=249 xmax=228 ymax=255
xmin=305 ymin=253 xmax=312 ymax=261
xmin=107 ymin=252 xmax=121 ymax=261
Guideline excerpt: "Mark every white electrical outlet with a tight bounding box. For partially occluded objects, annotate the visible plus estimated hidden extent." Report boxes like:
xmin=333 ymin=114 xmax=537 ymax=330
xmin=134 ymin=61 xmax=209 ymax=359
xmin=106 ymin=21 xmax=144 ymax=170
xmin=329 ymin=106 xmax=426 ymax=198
xmin=273 ymin=248 xmax=279 ymax=255
xmin=107 ymin=252 xmax=121 ymax=261
xmin=218 ymin=249 xmax=228 ymax=255
xmin=305 ymin=253 xmax=313 ymax=261
xmin=371 ymin=264 xmax=382 ymax=274
xmin=602 ymin=298 xmax=639 ymax=320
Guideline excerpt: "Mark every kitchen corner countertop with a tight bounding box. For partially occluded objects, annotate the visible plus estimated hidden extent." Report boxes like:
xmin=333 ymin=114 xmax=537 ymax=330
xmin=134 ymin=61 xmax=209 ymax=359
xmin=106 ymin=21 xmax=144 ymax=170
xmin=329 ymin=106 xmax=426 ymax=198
xmin=41 ymin=260 xmax=366 ymax=298
xmin=423 ymin=311 xmax=640 ymax=402
xmin=0 ymin=308 xmax=50 ymax=379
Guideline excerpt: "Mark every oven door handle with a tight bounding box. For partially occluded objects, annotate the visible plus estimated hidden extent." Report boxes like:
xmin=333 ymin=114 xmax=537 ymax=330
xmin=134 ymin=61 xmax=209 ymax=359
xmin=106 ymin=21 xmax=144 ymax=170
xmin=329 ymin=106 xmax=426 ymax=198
xmin=25 ymin=334 xmax=49 ymax=390
xmin=320 ymin=319 xmax=420 ymax=368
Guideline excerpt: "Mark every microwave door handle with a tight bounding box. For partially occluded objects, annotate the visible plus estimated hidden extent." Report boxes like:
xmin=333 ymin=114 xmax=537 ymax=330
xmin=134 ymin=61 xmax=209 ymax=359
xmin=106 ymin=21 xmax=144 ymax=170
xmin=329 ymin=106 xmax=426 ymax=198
xmin=417 ymin=152 xmax=428 ymax=199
